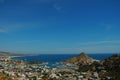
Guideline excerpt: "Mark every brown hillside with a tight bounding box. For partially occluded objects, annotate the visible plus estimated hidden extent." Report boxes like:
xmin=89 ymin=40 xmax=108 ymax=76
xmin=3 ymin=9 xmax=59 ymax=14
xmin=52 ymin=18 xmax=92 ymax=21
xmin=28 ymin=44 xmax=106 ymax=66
xmin=65 ymin=52 xmax=94 ymax=65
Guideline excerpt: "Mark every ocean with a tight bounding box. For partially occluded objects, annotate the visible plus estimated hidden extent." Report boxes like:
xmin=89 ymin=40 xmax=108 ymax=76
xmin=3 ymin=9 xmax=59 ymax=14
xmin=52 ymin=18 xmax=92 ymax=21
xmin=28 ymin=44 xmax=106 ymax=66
xmin=12 ymin=53 xmax=115 ymax=63
xmin=12 ymin=53 xmax=116 ymax=68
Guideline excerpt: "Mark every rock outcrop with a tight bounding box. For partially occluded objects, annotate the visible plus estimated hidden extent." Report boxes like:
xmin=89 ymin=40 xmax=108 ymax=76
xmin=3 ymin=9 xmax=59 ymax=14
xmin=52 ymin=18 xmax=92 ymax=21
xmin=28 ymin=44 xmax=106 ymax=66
xmin=65 ymin=52 xmax=94 ymax=65
xmin=100 ymin=54 xmax=120 ymax=80
xmin=76 ymin=53 xmax=120 ymax=80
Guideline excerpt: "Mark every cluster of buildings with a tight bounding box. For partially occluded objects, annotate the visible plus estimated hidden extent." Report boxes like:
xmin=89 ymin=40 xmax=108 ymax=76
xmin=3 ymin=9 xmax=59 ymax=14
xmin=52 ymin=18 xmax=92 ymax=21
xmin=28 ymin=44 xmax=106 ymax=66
xmin=0 ymin=56 xmax=111 ymax=80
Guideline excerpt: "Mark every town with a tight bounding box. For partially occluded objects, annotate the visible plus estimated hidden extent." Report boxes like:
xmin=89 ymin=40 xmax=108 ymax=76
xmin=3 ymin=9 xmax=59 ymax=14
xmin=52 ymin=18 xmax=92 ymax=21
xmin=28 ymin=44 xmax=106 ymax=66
xmin=0 ymin=53 xmax=118 ymax=80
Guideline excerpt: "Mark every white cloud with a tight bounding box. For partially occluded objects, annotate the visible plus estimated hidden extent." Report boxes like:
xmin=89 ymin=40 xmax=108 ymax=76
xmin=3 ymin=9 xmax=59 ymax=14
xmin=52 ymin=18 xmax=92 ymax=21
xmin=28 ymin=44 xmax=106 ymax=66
xmin=53 ymin=2 xmax=65 ymax=13
xmin=0 ymin=24 xmax=22 ymax=33
xmin=79 ymin=40 xmax=120 ymax=45
xmin=55 ymin=45 xmax=120 ymax=53
xmin=75 ymin=46 xmax=117 ymax=53
xmin=0 ymin=28 xmax=7 ymax=33
xmin=36 ymin=45 xmax=120 ymax=53
xmin=53 ymin=4 xmax=62 ymax=11
xmin=15 ymin=40 xmax=41 ymax=43
xmin=0 ymin=21 xmax=44 ymax=33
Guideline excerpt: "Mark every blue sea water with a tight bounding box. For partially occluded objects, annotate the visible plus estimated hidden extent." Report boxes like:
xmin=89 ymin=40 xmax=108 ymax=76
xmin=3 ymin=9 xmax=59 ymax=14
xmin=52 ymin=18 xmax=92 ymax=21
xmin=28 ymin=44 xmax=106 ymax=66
xmin=12 ymin=53 xmax=115 ymax=63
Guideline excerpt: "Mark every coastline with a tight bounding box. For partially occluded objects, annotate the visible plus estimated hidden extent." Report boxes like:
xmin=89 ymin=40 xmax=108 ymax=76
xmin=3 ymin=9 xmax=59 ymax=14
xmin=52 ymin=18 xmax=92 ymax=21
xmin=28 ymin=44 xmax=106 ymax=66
xmin=0 ymin=53 xmax=120 ymax=80
xmin=8 ymin=56 xmax=22 ymax=60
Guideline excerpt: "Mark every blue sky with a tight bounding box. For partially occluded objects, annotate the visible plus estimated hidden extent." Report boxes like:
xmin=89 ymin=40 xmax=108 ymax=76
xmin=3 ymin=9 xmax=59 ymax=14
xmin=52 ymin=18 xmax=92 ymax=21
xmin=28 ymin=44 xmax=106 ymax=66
xmin=0 ymin=0 xmax=120 ymax=54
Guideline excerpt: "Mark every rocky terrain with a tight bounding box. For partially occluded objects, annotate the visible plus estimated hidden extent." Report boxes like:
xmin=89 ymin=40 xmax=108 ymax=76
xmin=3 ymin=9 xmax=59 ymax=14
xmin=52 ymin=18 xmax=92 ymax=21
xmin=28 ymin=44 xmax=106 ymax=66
xmin=65 ymin=52 xmax=120 ymax=80
xmin=0 ymin=73 xmax=11 ymax=80
xmin=100 ymin=54 xmax=120 ymax=80
xmin=65 ymin=52 xmax=95 ymax=65
xmin=0 ymin=51 xmax=120 ymax=80
xmin=74 ymin=53 xmax=120 ymax=80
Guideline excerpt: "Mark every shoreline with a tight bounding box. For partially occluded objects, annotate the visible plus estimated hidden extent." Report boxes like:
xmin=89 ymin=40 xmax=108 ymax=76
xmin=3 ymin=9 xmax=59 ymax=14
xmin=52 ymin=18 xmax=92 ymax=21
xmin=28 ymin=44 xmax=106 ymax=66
xmin=8 ymin=56 xmax=22 ymax=60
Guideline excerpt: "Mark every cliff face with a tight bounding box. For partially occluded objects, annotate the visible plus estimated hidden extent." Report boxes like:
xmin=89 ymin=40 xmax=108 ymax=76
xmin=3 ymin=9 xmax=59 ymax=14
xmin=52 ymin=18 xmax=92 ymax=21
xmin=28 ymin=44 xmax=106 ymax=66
xmin=65 ymin=52 xmax=94 ymax=65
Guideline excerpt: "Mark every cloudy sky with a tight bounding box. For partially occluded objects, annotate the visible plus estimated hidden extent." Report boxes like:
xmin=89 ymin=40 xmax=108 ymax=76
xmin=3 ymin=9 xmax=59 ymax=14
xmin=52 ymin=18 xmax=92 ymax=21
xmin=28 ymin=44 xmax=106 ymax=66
xmin=0 ymin=0 xmax=120 ymax=54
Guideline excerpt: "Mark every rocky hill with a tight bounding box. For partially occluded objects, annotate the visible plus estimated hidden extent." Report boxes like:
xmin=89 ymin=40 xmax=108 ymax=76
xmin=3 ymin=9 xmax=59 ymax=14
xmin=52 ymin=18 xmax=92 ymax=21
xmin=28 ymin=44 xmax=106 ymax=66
xmin=76 ymin=54 xmax=120 ymax=80
xmin=65 ymin=52 xmax=94 ymax=65
xmin=100 ymin=54 xmax=120 ymax=80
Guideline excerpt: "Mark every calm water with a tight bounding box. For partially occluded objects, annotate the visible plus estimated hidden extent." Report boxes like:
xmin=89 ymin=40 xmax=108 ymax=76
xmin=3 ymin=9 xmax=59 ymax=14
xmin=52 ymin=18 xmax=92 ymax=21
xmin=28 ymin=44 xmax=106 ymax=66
xmin=12 ymin=53 xmax=115 ymax=63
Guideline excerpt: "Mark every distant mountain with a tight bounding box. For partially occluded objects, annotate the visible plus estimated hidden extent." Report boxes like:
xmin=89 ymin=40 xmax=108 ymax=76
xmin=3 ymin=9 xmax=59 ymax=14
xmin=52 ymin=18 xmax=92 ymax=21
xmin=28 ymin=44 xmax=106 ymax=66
xmin=0 ymin=51 xmax=35 ymax=56
xmin=65 ymin=52 xmax=94 ymax=65
xmin=0 ymin=51 xmax=11 ymax=56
